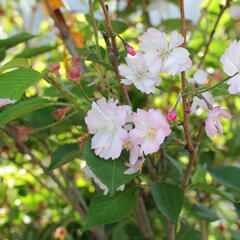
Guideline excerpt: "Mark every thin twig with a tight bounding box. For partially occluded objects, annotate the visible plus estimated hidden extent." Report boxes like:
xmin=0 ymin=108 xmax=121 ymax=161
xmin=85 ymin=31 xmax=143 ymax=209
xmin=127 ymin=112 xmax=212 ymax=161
xmin=198 ymin=0 xmax=232 ymax=68
xmin=99 ymin=0 xmax=131 ymax=105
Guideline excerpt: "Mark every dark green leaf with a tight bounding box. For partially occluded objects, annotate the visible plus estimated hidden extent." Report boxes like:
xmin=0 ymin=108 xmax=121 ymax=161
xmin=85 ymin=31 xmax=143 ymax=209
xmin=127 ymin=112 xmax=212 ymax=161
xmin=83 ymin=185 xmax=139 ymax=229
xmin=150 ymin=182 xmax=184 ymax=223
xmin=191 ymin=204 xmax=219 ymax=222
xmin=48 ymin=143 xmax=81 ymax=172
xmin=15 ymin=45 xmax=55 ymax=58
xmin=0 ymin=68 xmax=41 ymax=101
xmin=0 ymin=58 xmax=30 ymax=73
xmin=99 ymin=20 xmax=128 ymax=34
xmin=209 ymin=166 xmax=240 ymax=192
xmin=83 ymin=138 xmax=136 ymax=195
xmin=0 ymin=98 xmax=56 ymax=126
xmin=176 ymin=222 xmax=201 ymax=240
xmin=229 ymin=229 xmax=240 ymax=240
xmin=0 ymin=33 xmax=36 ymax=49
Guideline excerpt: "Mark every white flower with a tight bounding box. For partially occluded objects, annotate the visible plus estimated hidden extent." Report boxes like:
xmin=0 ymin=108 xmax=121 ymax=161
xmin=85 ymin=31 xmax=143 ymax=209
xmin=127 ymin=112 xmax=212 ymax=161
xmin=188 ymin=69 xmax=208 ymax=85
xmin=191 ymin=92 xmax=215 ymax=113
xmin=85 ymin=98 xmax=130 ymax=160
xmin=0 ymin=99 xmax=15 ymax=108
xmin=83 ymin=165 xmax=125 ymax=195
xmin=139 ymin=28 xmax=192 ymax=75
xmin=220 ymin=40 xmax=240 ymax=94
xmin=229 ymin=5 xmax=240 ymax=19
xmin=118 ymin=51 xmax=162 ymax=94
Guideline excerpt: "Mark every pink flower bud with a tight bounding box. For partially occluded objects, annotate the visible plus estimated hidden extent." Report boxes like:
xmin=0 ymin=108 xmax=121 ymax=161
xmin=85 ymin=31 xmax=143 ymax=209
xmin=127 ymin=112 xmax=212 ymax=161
xmin=16 ymin=126 xmax=33 ymax=142
xmin=52 ymin=106 xmax=71 ymax=120
xmin=125 ymin=44 xmax=136 ymax=56
xmin=71 ymin=57 xmax=81 ymax=64
xmin=49 ymin=62 xmax=60 ymax=76
xmin=167 ymin=110 xmax=177 ymax=121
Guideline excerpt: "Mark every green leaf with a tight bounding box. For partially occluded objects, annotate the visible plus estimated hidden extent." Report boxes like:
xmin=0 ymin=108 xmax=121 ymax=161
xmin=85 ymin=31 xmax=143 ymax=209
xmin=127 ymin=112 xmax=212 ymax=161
xmin=15 ymin=45 xmax=56 ymax=58
xmin=48 ymin=143 xmax=81 ymax=172
xmin=176 ymin=222 xmax=201 ymax=240
xmin=83 ymin=138 xmax=136 ymax=195
xmin=112 ymin=224 xmax=129 ymax=240
xmin=0 ymin=98 xmax=56 ymax=126
xmin=83 ymin=185 xmax=139 ymax=229
xmin=229 ymin=229 xmax=240 ymax=240
xmin=209 ymin=166 xmax=240 ymax=192
xmin=99 ymin=20 xmax=128 ymax=34
xmin=194 ymin=183 xmax=235 ymax=202
xmin=0 ymin=48 xmax=6 ymax=61
xmin=0 ymin=33 xmax=36 ymax=49
xmin=192 ymin=164 xmax=207 ymax=184
xmin=0 ymin=58 xmax=30 ymax=73
xmin=191 ymin=204 xmax=219 ymax=222
xmin=0 ymin=68 xmax=41 ymax=101
xmin=150 ymin=182 xmax=184 ymax=223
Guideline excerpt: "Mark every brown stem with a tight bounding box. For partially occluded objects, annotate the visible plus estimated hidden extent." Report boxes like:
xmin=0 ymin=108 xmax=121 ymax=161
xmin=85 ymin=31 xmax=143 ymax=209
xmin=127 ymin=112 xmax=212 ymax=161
xmin=198 ymin=0 xmax=232 ymax=68
xmin=135 ymin=195 xmax=154 ymax=240
xmin=43 ymin=0 xmax=87 ymax=73
xmin=179 ymin=0 xmax=196 ymax=190
xmin=200 ymin=220 xmax=208 ymax=240
xmin=99 ymin=0 xmax=130 ymax=105
xmin=167 ymin=221 xmax=175 ymax=240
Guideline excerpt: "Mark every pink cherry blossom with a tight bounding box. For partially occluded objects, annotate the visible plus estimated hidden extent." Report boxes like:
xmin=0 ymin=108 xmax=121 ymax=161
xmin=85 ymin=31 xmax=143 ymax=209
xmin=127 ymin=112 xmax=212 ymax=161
xmin=188 ymin=69 xmax=208 ymax=85
xmin=139 ymin=28 xmax=192 ymax=75
xmin=85 ymin=98 xmax=131 ymax=160
xmin=129 ymin=109 xmax=171 ymax=155
xmin=0 ymin=99 xmax=15 ymax=108
xmin=16 ymin=126 xmax=33 ymax=142
xmin=167 ymin=110 xmax=177 ymax=121
xmin=205 ymin=107 xmax=232 ymax=138
xmin=49 ymin=62 xmax=60 ymax=76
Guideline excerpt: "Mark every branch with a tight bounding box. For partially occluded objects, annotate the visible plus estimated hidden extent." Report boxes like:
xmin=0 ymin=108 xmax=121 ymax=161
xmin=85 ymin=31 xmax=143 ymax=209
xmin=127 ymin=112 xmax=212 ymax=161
xmin=43 ymin=0 xmax=87 ymax=73
xmin=179 ymin=0 xmax=196 ymax=190
xmin=99 ymin=0 xmax=131 ymax=105
xmin=198 ymin=0 xmax=232 ymax=68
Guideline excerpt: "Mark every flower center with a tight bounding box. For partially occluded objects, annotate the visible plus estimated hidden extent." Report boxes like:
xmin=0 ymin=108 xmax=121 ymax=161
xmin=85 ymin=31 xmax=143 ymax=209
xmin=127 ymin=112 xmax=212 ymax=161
xmin=147 ymin=129 xmax=156 ymax=138
xmin=157 ymin=48 xmax=169 ymax=61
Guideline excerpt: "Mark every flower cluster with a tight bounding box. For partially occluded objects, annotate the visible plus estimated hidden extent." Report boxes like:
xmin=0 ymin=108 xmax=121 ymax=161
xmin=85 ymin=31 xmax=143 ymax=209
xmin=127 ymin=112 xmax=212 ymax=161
xmin=85 ymin=98 xmax=171 ymax=174
xmin=119 ymin=28 xmax=192 ymax=94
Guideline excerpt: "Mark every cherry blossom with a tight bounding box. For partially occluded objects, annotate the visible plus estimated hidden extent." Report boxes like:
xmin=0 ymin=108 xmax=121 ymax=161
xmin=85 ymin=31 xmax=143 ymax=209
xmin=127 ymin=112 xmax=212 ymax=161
xmin=129 ymin=109 xmax=171 ymax=155
xmin=220 ymin=40 xmax=240 ymax=94
xmin=188 ymin=69 xmax=208 ymax=85
xmin=205 ymin=107 xmax=232 ymax=137
xmin=191 ymin=92 xmax=214 ymax=113
xmin=118 ymin=51 xmax=162 ymax=94
xmin=139 ymin=28 xmax=192 ymax=75
xmin=0 ymin=99 xmax=15 ymax=108
xmin=85 ymin=98 xmax=130 ymax=160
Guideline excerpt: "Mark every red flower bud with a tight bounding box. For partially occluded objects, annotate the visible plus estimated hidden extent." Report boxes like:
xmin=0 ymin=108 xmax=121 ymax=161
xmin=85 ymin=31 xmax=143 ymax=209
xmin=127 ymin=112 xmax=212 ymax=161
xmin=49 ymin=62 xmax=60 ymax=76
xmin=167 ymin=110 xmax=177 ymax=121
xmin=52 ymin=106 xmax=71 ymax=120
xmin=125 ymin=44 xmax=136 ymax=56
xmin=16 ymin=126 xmax=33 ymax=142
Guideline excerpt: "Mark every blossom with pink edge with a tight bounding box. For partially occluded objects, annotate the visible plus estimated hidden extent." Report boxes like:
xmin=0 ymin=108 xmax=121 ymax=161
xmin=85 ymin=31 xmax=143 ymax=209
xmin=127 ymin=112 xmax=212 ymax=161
xmin=85 ymin=98 xmax=131 ymax=160
xmin=220 ymin=41 xmax=240 ymax=94
xmin=205 ymin=107 xmax=232 ymax=138
xmin=139 ymin=28 xmax=192 ymax=75
xmin=129 ymin=109 xmax=171 ymax=155
xmin=118 ymin=51 xmax=162 ymax=94
xmin=0 ymin=99 xmax=15 ymax=108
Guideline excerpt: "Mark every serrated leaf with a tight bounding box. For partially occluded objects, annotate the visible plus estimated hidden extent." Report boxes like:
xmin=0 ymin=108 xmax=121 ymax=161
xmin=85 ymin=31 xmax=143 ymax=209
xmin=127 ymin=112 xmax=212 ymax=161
xmin=83 ymin=185 xmax=139 ymax=229
xmin=0 ymin=98 xmax=56 ymax=126
xmin=15 ymin=45 xmax=56 ymax=58
xmin=191 ymin=204 xmax=219 ymax=222
xmin=83 ymin=138 xmax=136 ymax=195
xmin=150 ymin=182 xmax=184 ymax=223
xmin=48 ymin=143 xmax=81 ymax=172
xmin=0 ymin=68 xmax=41 ymax=101
xmin=0 ymin=58 xmax=30 ymax=73
xmin=209 ymin=166 xmax=240 ymax=192
xmin=0 ymin=33 xmax=36 ymax=49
